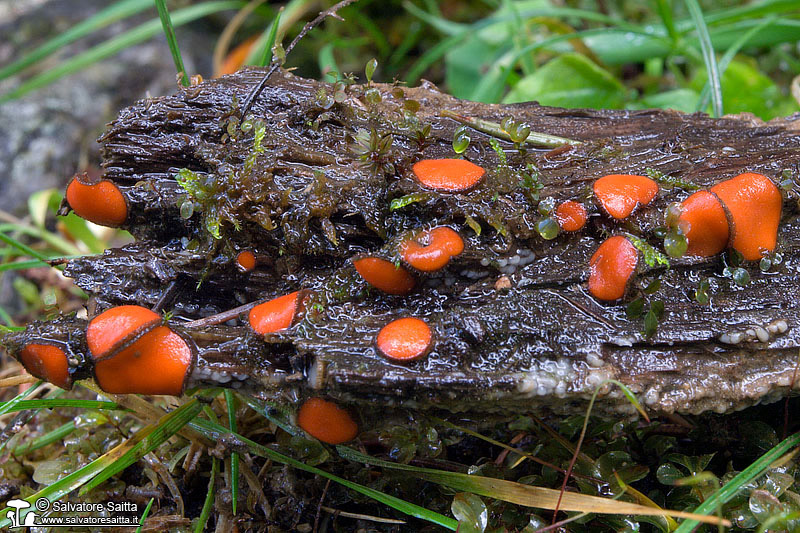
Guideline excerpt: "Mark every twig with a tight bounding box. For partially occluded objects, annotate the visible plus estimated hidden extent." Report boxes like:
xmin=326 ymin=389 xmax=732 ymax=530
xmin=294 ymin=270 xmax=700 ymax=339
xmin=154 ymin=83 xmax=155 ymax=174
xmin=239 ymin=0 xmax=361 ymax=118
xmin=182 ymin=300 xmax=262 ymax=328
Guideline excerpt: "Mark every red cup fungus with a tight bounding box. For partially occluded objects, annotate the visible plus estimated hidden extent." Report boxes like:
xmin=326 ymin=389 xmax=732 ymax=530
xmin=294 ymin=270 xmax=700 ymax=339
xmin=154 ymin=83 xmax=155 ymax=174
xmin=412 ymin=159 xmax=485 ymax=192
xmin=588 ymin=235 xmax=639 ymax=301
xmin=376 ymin=317 xmax=433 ymax=362
xmin=19 ymin=343 xmax=71 ymax=390
xmin=400 ymin=226 xmax=464 ymax=272
xmin=248 ymin=291 xmax=305 ymax=335
xmin=678 ymin=190 xmax=730 ymax=257
xmin=593 ymin=174 xmax=659 ymax=220
xmin=353 ymin=257 xmax=416 ymax=295
xmin=710 ymin=172 xmax=782 ymax=261
xmin=554 ymin=201 xmax=588 ymax=232
xmin=65 ymin=174 xmax=128 ymax=227
xmin=297 ymin=397 xmax=359 ymax=444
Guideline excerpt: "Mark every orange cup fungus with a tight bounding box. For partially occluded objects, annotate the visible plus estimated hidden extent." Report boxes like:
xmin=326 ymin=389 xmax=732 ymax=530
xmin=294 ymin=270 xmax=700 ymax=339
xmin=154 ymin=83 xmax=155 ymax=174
xmin=297 ymin=397 xmax=359 ymax=444
xmin=554 ymin=201 xmax=588 ymax=232
xmin=588 ymin=236 xmax=639 ymax=301
xmin=87 ymin=305 xmax=192 ymax=395
xmin=710 ymin=172 xmax=782 ymax=261
xmin=65 ymin=174 xmax=128 ymax=227
xmin=19 ymin=343 xmax=71 ymax=390
xmin=236 ymin=250 xmax=257 ymax=272
xmin=353 ymin=257 xmax=416 ymax=295
xmin=412 ymin=159 xmax=485 ymax=192
xmin=400 ymin=226 xmax=464 ymax=272
xmin=376 ymin=317 xmax=433 ymax=363
xmin=678 ymin=191 xmax=730 ymax=257
xmin=248 ymin=291 xmax=305 ymax=335
xmin=593 ymin=174 xmax=658 ymax=220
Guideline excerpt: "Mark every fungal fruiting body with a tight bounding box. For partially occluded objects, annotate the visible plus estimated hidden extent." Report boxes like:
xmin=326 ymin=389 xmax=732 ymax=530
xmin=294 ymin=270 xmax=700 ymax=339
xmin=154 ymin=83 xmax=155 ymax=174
xmin=710 ymin=172 xmax=782 ymax=261
xmin=588 ymin=236 xmax=639 ymax=301
xmin=400 ymin=226 xmax=464 ymax=272
xmin=87 ymin=305 xmax=192 ymax=395
xmin=248 ymin=291 xmax=305 ymax=335
xmin=554 ymin=201 xmax=588 ymax=232
xmin=297 ymin=397 xmax=358 ymax=444
xmin=376 ymin=317 xmax=433 ymax=362
xmin=19 ymin=344 xmax=71 ymax=390
xmin=678 ymin=191 xmax=730 ymax=257
xmin=593 ymin=174 xmax=659 ymax=220
xmin=236 ymin=250 xmax=257 ymax=272
xmin=352 ymin=257 xmax=416 ymax=295
xmin=65 ymin=174 xmax=128 ymax=227
xmin=93 ymin=326 xmax=193 ymax=395
xmin=86 ymin=305 xmax=161 ymax=357
xmin=412 ymin=159 xmax=485 ymax=192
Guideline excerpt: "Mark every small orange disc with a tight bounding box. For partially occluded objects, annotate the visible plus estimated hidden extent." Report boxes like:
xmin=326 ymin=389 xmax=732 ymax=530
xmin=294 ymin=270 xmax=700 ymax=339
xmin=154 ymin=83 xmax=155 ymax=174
xmin=412 ymin=159 xmax=485 ymax=192
xmin=593 ymin=174 xmax=659 ymax=220
xmin=678 ymin=190 xmax=729 ymax=257
xmin=236 ymin=250 xmax=257 ymax=272
xmin=588 ymin=236 xmax=639 ymax=301
xmin=297 ymin=397 xmax=359 ymax=444
xmin=65 ymin=176 xmax=128 ymax=227
xmin=710 ymin=172 xmax=781 ymax=261
xmin=554 ymin=201 xmax=588 ymax=232
xmin=19 ymin=343 xmax=71 ymax=390
xmin=401 ymin=226 xmax=464 ymax=272
xmin=248 ymin=292 xmax=302 ymax=335
xmin=376 ymin=317 xmax=432 ymax=362
xmin=353 ymin=257 xmax=416 ymax=295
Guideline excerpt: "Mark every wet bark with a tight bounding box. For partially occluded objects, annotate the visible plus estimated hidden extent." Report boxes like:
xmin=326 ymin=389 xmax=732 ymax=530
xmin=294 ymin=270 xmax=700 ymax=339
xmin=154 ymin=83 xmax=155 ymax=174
xmin=9 ymin=68 xmax=800 ymax=415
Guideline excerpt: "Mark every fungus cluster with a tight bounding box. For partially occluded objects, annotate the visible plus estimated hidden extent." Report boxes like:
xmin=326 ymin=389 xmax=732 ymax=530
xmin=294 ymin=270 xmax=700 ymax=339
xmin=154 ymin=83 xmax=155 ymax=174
xmin=586 ymin=171 xmax=782 ymax=302
xmin=678 ymin=172 xmax=781 ymax=260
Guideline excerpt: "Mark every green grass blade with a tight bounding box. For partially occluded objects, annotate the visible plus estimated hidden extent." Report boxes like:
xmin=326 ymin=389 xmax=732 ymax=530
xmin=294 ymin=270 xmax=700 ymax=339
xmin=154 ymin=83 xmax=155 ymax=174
xmin=0 ymin=399 xmax=122 ymax=413
xmin=337 ymin=447 xmax=726 ymax=526
xmin=155 ymin=0 xmax=190 ymax=87
xmin=0 ymin=381 xmax=42 ymax=418
xmin=695 ymin=16 xmax=777 ymax=112
xmin=0 ymin=399 xmax=201 ymax=529
xmin=683 ymin=0 xmax=723 ymax=117
xmin=1 ymin=1 xmax=244 ymax=103
xmin=80 ymin=398 xmax=203 ymax=493
xmin=0 ymin=232 xmax=50 ymax=262
xmin=654 ymin=0 xmax=679 ymax=42
xmin=252 ymin=9 xmax=282 ymax=67
xmin=224 ymin=389 xmax=239 ymax=516
xmin=195 ymin=457 xmax=218 ymax=533
xmin=0 ymin=0 xmax=151 ymax=81
xmin=190 ymin=418 xmax=459 ymax=530
xmin=136 ymin=497 xmax=155 ymax=532
xmin=10 ymin=421 xmax=77 ymax=457
xmin=673 ymin=431 xmax=800 ymax=533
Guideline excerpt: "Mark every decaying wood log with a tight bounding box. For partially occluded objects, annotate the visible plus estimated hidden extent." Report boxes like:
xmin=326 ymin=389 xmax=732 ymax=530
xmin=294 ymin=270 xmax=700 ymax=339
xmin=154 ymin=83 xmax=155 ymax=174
xmin=7 ymin=68 xmax=800 ymax=415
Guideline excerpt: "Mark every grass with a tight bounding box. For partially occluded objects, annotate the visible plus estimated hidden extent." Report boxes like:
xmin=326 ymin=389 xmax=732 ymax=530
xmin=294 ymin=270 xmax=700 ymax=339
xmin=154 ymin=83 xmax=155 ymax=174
xmin=1 ymin=0 xmax=800 ymax=531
